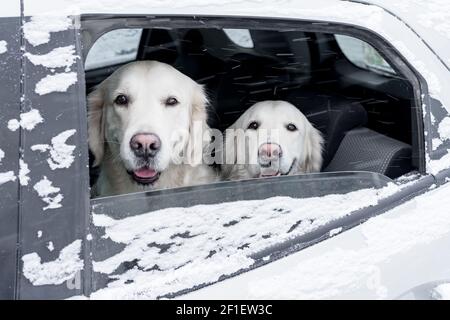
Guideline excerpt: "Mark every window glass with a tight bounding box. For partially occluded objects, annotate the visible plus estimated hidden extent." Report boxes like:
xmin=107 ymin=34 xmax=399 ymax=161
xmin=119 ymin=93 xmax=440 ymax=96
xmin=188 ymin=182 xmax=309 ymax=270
xmin=224 ymin=29 xmax=254 ymax=48
xmin=85 ymin=29 xmax=142 ymax=70
xmin=335 ymin=34 xmax=396 ymax=75
xmin=85 ymin=26 xmax=416 ymax=201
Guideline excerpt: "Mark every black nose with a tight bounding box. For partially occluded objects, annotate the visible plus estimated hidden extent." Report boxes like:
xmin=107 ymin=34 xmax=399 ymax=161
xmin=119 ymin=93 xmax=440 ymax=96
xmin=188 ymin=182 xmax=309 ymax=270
xmin=130 ymin=133 xmax=161 ymax=158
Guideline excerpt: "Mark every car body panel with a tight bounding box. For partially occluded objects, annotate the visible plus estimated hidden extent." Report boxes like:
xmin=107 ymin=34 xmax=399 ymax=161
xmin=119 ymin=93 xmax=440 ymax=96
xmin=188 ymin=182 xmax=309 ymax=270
xmin=179 ymin=182 xmax=450 ymax=299
xmin=363 ymin=0 xmax=450 ymax=71
xmin=0 ymin=15 xmax=22 ymax=300
xmin=0 ymin=0 xmax=449 ymax=299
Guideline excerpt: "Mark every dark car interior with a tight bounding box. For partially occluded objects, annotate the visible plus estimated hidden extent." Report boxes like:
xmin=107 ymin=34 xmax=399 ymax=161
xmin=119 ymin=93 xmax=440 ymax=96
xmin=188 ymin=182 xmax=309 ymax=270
xmin=85 ymin=27 xmax=419 ymax=188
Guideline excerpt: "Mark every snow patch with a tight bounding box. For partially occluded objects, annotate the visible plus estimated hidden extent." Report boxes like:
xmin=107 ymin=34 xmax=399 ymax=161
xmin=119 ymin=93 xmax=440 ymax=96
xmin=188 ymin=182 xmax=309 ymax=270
xmin=90 ymin=183 xmax=398 ymax=299
xmin=33 ymin=176 xmax=63 ymax=210
xmin=438 ymin=117 xmax=450 ymax=141
xmin=428 ymin=151 xmax=450 ymax=175
xmin=432 ymin=138 xmax=443 ymax=150
xmin=22 ymin=240 xmax=83 ymax=286
xmin=19 ymin=159 xmax=30 ymax=186
xmin=47 ymin=241 xmax=55 ymax=252
xmin=25 ymin=45 xmax=77 ymax=69
xmin=31 ymin=129 xmax=76 ymax=170
xmin=35 ymin=72 xmax=77 ymax=95
xmin=0 ymin=40 xmax=7 ymax=54
xmin=8 ymin=109 xmax=44 ymax=132
xmin=23 ymin=15 xmax=72 ymax=47
xmin=329 ymin=227 xmax=342 ymax=237
xmin=0 ymin=171 xmax=16 ymax=186
xmin=7 ymin=119 xmax=20 ymax=131
xmin=37 ymin=230 xmax=43 ymax=238
xmin=0 ymin=148 xmax=4 ymax=163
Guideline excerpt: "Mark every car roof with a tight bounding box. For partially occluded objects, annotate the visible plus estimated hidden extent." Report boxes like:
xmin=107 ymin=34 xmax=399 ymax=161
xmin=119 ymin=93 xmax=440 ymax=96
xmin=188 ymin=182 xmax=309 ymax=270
xmin=361 ymin=0 xmax=450 ymax=71
xmin=20 ymin=0 xmax=449 ymax=71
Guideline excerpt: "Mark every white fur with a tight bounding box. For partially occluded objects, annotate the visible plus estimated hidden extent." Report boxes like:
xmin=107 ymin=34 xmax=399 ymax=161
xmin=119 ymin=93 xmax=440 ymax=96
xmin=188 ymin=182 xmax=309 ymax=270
xmin=222 ymin=100 xmax=324 ymax=180
xmin=88 ymin=60 xmax=217 ymax=197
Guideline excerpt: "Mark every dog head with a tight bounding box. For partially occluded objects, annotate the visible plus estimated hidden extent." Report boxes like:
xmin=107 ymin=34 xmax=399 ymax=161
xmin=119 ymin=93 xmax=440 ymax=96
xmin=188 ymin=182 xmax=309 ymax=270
xmin=223 ymin=100 xmax=323 ymax=179
xmin=88 ymin=60 xmax=209 ymax=186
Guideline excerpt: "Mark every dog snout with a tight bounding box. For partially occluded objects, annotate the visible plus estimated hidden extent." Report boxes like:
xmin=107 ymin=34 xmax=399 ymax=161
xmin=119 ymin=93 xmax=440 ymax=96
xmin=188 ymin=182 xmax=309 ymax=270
xmin=130 ymin=133 xmax=161 ymax=158
xmin=258 ymin=143 xmax=282 ymax=162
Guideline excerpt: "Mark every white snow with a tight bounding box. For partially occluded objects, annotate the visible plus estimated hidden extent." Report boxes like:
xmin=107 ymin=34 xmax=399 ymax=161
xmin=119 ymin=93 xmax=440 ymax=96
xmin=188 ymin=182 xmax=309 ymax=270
xmin=0 ymin=171 xmax=16 ymax=186
xmin=432 ymin=283 xmax=450 ymax=300
xmin=22 ymin=240 xmax=83 ymax=286
xmin=179 ymin=182 xmax=450 ymax=299
xmin=428 ymin=151 xmax=450 ymax=175
xmin=89 ymin=183 xmax=398 ymax=299
xmin=7 ymin=119 xmax=20 ymax=132
xmin=23 ymin=15 xmax=72 ymax=47
xmin=432 ymin=138 xmax=443 ymax=150
xmin=329 ymin=227 xmax=342 ymax=237
xmin=438 ymin=117 xmax=450 ymax=141
xmin=390 ymin=40 xmax=442 ymax=96
xmin=33 ymin=176 xmax=63 ymax=211
xmin=47 ymin=241 xmax=55 ymax=252
xmin=7 ymin=109 xmax=44 ymax=132
xmin=238 ymin=184 xmax=450 ymax=299
xmin=0 ymin=40 xmax=7 ymax=54
xmin=0 ymin=148 xmax=4 ymax=163
xmin=86 ymin=234 xmax=93 ymax=241
xmin=37 ymin=230 xmax=43 ymax=238
xmin=25 ymin=45 xmax=77 ymax=69
xmin=19 ymin=159 xmax=30 ymax=186
xmin=35 ymin=72 xmax=77 ymax=96
xmin=31 ymin=129 xmax=76 ymax=170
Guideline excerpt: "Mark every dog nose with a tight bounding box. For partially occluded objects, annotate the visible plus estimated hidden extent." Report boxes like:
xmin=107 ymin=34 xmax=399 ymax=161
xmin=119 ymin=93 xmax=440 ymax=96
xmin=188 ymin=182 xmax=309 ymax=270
xmin=130 ymin=133 xmax=161 ymax=158
xmin=258 ymin=143 xmax=282 ymax=161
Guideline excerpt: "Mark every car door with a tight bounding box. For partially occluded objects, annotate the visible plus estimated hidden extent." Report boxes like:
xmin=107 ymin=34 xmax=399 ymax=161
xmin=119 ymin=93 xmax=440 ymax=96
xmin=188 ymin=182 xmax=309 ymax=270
xmin=7 ymin=12 xmax=90 ymax=299
xmin=11 ymin=0 xmax=450 ymax=300
xmin=0 ymin=3 xmax=22 ymax=300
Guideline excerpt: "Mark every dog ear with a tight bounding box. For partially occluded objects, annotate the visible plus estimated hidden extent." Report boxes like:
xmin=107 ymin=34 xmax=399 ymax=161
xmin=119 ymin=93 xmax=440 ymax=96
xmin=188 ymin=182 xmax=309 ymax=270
xmin=186 ymin=84 xmax=210 ymax=165
xmin=301 ymin=122 xmax=324 ymax=173
xmin=87 ymin=86 xmax=106 ymax=167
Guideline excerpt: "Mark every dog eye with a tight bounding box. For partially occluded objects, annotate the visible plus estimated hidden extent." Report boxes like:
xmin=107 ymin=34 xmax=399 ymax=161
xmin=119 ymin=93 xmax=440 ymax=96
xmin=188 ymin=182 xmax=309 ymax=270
xmin=114 ymin=94 xmax=128 ymax=106
xmin=165 ymin=97 xmax=179 ymax=107
xmin=247 ymin=121 xmax=259 ymax=130
xmin=286 ymin=123 xmax=297 ymax=131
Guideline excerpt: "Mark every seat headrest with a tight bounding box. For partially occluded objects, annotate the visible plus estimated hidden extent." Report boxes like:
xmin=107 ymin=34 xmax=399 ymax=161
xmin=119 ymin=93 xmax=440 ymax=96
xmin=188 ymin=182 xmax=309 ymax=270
xmin=283 ymin=89 xmax=368 ymax=168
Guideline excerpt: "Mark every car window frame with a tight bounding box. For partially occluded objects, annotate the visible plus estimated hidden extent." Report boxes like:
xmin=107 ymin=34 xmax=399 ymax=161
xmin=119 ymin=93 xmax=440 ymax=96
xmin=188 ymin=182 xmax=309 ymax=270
xmin=81 ymin=14 xmax=427 ymax=177
xmin=77 ymin=15 xmax=432 ymax=298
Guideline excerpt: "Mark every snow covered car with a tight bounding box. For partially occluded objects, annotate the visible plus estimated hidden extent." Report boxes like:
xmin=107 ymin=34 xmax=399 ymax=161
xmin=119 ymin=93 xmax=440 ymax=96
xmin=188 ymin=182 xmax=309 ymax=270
xmin=1 ymin=0 xmax=450 ymax=300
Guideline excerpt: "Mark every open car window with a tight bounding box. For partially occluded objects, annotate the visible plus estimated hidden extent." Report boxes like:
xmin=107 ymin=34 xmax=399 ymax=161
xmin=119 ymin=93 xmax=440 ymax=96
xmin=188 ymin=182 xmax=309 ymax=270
xmin=81 ymin=16 xmax=425 ymax=298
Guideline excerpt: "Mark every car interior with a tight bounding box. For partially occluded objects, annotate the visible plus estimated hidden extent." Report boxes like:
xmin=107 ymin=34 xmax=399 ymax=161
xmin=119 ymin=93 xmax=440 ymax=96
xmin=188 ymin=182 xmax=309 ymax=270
xmin=85 ymin=26 xmax=419 ymax=190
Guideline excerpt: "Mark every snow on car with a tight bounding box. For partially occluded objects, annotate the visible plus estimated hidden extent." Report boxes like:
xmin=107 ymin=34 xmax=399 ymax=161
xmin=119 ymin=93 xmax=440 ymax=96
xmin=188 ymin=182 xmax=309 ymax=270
xmin=1 ymin=0 xmax=450 ymax=300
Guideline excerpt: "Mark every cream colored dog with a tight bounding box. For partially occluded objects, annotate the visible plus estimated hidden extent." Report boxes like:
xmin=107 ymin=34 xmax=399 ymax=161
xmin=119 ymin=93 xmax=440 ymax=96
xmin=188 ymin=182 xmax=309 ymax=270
xmin=88 ymin=61 xmax=216 ymax=197
xmin=222 ymin=100 xmax=324 ymax=180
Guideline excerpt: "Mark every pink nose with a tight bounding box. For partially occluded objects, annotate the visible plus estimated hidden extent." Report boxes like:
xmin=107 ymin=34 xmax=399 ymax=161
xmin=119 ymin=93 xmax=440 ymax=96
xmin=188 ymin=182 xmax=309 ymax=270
xmin=130 ymin=133 xmax=161 ymax=158
xmin=258 ymin=143 xmax=282 ymax=160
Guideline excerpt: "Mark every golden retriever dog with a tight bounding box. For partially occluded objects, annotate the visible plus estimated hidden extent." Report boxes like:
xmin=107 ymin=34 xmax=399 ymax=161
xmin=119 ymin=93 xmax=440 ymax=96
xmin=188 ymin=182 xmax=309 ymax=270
xmin=88 ymin=60 xmax=216 ymax=197
xmin=222 ymin=100 xmax=324 ymax=180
